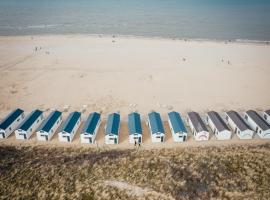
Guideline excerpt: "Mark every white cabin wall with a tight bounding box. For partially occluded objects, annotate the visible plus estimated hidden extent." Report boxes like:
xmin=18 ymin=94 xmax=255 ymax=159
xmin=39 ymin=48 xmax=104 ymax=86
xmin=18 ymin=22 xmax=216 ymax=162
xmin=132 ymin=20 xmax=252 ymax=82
xmin=0 ymin=113 xmax=24 ymax=139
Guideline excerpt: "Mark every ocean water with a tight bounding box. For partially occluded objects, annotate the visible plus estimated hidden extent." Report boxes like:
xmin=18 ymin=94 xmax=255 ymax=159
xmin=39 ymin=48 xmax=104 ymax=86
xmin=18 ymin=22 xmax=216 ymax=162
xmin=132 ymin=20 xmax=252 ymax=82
xmin=0 ymin=0 xmax=270 ymax=41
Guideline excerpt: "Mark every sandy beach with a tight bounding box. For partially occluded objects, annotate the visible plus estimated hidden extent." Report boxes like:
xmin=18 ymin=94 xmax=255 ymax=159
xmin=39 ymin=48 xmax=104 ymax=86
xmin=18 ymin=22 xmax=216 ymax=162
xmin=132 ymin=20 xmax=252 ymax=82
xmin=0 ymin=35 xmax=270 ymax=119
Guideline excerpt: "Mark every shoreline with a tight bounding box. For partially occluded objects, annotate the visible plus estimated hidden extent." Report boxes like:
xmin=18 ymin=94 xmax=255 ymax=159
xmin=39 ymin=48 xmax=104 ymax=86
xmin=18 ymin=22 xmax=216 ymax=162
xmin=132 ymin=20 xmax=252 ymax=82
xmin=0 ymin=33 xmax=270 ymax=46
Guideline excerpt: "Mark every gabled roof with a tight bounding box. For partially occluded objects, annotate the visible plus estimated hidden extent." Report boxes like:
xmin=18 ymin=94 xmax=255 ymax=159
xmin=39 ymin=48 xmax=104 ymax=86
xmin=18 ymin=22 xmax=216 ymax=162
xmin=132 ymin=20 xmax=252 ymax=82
xmin=105 ymin=113 xmax=120 ymax=135
xmin=168 ymin=111 xmax=187 ymax=133
xmin=81 ymin=112 xmax=101 ymax=135
xmin=187 ymin=112 xmax=208 ymax=133
xmin=38 ymin=111 xmax=62 ymax=133
xmin=226 ymin=110 xmax=250 ymax=131
xmin=148 ymin=112 xmax=164 ymax=134
xmin=207 ymin=111 xmax=230 ymax=132
xmin=61 ymin=112 xmax=81 ymax=133
xmin=0 ymin=108 xmax=24 ymax=130
xmin=246 ymin=110 xmax=270 ymax=131
xmin=265 ymin=110 xmax=270 ymax=116
xmin=128 ymin=112 xmax=142 ymax=135
xmin=18 ymin=110 xmax=43 ymax=131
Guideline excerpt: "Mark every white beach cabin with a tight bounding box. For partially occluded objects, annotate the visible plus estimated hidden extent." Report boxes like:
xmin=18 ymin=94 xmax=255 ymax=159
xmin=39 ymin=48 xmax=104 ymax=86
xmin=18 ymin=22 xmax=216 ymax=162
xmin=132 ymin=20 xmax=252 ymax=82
xmin=225 ymin=110 xmax=253 ymax=139
xmin=58 ymin=111 xmax=81 ymax=142
xmin=147 ymin=112 xmax=165 ymax=143
xmin=128 ymin=112 xmax=142 ymax=144
xmin=104 ymin=113 xmax=120 ymax=144
xmin=80 ymin=112 xmax=101 ymax=144
xmin=206 ymin=111 xmax=232 ymax=140
xmin=0 ymin=108 xmax=25 ymax=139
xmin=187 ymin=112 xmax=209 ymax=141
xmin=36 ymin=110 xmax=62 ymax=141
xmin=168 ymin=111 xmax=187 ymax=142
xmin=263 ymin=110 xmax=270 ymax=125
xmin=15 ymin=109 xmax=44 ymax=140
xmin=244 ymin=110 xmax=270 ymax=139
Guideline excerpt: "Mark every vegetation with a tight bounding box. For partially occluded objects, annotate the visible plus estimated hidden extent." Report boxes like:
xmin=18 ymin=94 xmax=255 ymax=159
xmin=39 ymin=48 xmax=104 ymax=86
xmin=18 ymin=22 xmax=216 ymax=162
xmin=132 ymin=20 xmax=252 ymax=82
xmin=0 ymin=144 xmax=270 ymax=200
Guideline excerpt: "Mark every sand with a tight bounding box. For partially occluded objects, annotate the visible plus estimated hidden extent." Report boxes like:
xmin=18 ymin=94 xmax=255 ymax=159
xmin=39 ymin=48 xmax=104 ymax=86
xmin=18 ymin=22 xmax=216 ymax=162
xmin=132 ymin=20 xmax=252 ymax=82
xmin=0 ymin=35 xmax=270 ymax=148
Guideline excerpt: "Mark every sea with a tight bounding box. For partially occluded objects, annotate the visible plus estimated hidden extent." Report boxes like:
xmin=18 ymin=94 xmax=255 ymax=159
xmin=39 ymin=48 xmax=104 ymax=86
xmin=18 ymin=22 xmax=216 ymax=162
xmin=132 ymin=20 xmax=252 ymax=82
xmin=0 ymin=0 xmax=270 ymax=41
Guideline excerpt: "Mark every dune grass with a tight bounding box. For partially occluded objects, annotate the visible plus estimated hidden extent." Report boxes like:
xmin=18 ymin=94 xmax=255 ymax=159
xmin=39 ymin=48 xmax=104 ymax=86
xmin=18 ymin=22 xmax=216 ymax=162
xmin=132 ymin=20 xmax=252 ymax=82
xmin=0 ymin=144 xmax=270 ymax=200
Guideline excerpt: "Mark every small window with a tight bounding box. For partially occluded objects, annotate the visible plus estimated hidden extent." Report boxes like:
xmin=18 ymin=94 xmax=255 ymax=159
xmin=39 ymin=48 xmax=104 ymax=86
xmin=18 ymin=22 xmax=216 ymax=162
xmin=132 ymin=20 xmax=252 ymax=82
xmin=9 ymin=127 xmax=12 ymax=131
xmin=37 ymin=120 xmax=39 ymax=123
xmin=206 ymin=116 xmax=209 ymax=122
xmin=244 ymin=115 xmax=248 ymax=120
xmin=17 ymin=118 xmax=20 ymax=122
xmin=259 ymin=130 xmax=262 ymax=134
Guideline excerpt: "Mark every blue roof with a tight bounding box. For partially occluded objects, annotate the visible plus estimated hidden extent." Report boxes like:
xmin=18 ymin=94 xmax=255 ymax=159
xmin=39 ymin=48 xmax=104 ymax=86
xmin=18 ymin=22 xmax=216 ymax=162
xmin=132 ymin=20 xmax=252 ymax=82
xmin=168 ymin=111 xmax=187 ymax=133
xmin=105 ymin=113 xmax=120 ymax=135
xmin=128 ymin=112 xmax=142 ymax=135
xmin=18 ymin=110 xmax=43 ymax=131
xmin=0 ymin=108 xmax=24 ymax=130
xmin=148 ymin=112 xmax=164 ymax=134
xmin=81 ymin=112 xmax=101 ymax=135
xmin=38 ymin=111 xmax=62 ymax=133
xmin=61 ymin=112 xmax=81 ymax=133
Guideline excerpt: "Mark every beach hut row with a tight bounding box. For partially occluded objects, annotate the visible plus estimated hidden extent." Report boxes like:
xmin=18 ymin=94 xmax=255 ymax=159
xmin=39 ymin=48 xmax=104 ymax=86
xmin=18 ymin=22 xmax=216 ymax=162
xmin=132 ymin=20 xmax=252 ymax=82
xmin=1 ymin=109 xmax=270 ymax=144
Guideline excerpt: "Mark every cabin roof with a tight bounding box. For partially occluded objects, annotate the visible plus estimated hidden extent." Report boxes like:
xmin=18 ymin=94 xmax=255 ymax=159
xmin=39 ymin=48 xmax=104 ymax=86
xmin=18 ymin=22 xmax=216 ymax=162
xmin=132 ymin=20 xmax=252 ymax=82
xmin=105 ymin=113 xmax=120 ymax=135
xmin=61 ymin=112 xmax=81 ymax=133
xmin=168 ymin=111 xmax=187 ymax=133
xmin=207 ymin=111 xmax=230 ymax=132
xmin=226 ymin=111 xmax=250 ymax=131
xmin=148 ymin=112 xmax=164 ymax=134
xmin=38 ymin=111 xmax=62 ymax=133
xmin=265 ymin=109 xmax=270 ymax=116
xmin=128 ymin=112 xmax=142 ymax=135
xmin=18 ymin=110 xmax=43 ymax=131
xmin=246 ymin=110 xmax=270 ymax=131
xmin=0 ymin=108 xmax=24 ymax=130
xmin=81 ymin=112 xmax=101 ymax=135
xmin=187 ymin=112 xmax=208 ymax=133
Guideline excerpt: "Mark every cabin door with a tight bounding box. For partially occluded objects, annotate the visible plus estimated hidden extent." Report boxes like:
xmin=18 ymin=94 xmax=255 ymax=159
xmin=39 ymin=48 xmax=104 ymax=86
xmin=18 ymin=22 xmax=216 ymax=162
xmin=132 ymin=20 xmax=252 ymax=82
xmin=161 ymin=136 xmax=164 ymax=142
xmin=24 ymin=134 xmax=27 ymax=140
xmin=1 ymin=133 xmax=5 ymax=139
xmin=114 ymin=138 xmax=117 ymax=144
xmin=89 ymin=138 xmax=92 ymax=143
xmin=67 ymin=136 xmax=70 ymax=142
xmin=138 ymin=137 xmax=141 ymax=144
xmin=183 ymin=135 xmax=186 ymax=141
xmin=45 ymin=135 xmax=48 ymax=141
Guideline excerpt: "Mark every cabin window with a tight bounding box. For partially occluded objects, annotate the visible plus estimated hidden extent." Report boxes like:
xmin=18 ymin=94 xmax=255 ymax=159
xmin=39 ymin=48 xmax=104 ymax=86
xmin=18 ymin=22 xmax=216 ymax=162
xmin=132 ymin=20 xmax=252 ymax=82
xmin=226 ymin=116 xmax=228 ymax=121
xmin=9 ymin=127 xmax=12 ymax=131
xmin=259 ymin=130 xmax=262 ymax=134
xmin=264 ymin=115 xmax=267 ymax=120
xmin=244 ymin=115 xmax=248 ymax=120
xmin=30 ymin=128 xmax=32 ymax=132
xmin=37 ymin=120 xmax=39 ymax=123
xmin=17 ymin=118 xmax=20 ymax=122
xmin=206 ymin=116 xmax=209 ymax=122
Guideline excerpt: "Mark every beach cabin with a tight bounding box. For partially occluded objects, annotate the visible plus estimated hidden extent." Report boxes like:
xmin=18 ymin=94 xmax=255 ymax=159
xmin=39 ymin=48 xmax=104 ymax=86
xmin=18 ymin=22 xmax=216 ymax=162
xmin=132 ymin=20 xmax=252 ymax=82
xmin=225 ymin=110 xmax=253 ymax=139
xmin=128 ymin=112 xmax=142 ymax=144
xmin=168 ymin=111 xmax=187 ymax=142
xmin=58 ymin=111 xmax=81 ymax=142
xmin=0 ymin=109 xmax=24 ymax=139
xmin=206 ymin=111 xmax=232 ymax=140
xmin=187 ymin=112 xmax=209 ymax=141
xmin=244 ymin=110 xmax=270 ymax=139
xmin=263 ymin=110 xmax=270 ymax=124
xmin=147 ymin=112 xmax=165 ymax=143
xmin=15 ymin=109 xmax=44 ymax=140
xmin=104 ymin=113 xmax=120 ymax=144
xmin=36 ymin=110 xmax=62 ymax=141
xmin=81 ymin=112 xmax=101 ymax=144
